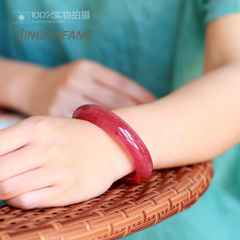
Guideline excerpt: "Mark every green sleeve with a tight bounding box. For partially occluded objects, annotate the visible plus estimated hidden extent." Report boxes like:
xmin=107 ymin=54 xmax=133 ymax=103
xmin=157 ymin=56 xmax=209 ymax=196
xmin=203 ymin=0 xmax=240 ymax=23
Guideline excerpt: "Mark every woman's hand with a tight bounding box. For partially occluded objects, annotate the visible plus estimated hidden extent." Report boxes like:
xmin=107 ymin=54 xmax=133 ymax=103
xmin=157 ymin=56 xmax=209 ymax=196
xmin=0 ymin=116 xmax=134 ymax=209
xmin=10 ymin=59 xmax=155 ymax=117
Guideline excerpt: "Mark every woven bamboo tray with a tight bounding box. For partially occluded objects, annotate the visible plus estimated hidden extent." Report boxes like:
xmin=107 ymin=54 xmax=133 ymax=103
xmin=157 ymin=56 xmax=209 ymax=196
xmin=0 ymin=161 xmax=213 ymax=240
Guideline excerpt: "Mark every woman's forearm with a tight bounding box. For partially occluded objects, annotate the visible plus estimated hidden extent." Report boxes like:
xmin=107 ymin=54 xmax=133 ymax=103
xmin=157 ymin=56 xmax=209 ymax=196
xmin=0 ymin=57 xmax=46 ymax=112
xmin=114 ymin=61 xmax=240 ymax=170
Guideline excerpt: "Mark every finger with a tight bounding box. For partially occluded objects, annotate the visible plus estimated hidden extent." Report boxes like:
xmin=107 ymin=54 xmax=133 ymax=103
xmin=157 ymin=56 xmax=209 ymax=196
xmin=4 ymin=186 xmax=70 ymax=210
xmin=76 ymin=80 xmax=142 ymax=109
xmin=72 ymin=61 xmax=156 ymax=104
xmin=0 ymin=145 xmax=44 ymax=182
xmin=0 ymin=119 xmax=31 ymax=156
xmin=0 ymin=166 xmax=53 ymax=201
xmin=54 ymin=81 xmax=129 ymax=112
xmin=91 ymin=63 xmax=156 ymax=103
xmin=86 ymin=84 xmax=139 ymax=109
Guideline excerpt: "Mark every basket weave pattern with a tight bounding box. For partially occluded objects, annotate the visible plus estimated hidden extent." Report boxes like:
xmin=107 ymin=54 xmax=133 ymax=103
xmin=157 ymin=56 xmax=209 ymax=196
xmin=0 ymin=161 xmax=213 ymax=240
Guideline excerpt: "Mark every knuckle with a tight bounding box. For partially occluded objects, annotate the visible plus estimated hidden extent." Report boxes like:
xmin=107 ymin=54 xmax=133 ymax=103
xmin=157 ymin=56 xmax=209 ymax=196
xmin=31 ymin=116 xmax=49 ymax=127
xmin=28 ymin=116 xmax=53 ymax=133
xmin=75 ymin=59 xmax=91 ymax=71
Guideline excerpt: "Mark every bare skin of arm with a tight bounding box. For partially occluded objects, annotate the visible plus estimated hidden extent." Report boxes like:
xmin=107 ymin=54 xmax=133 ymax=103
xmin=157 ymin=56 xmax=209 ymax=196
xmin=0 ymin=58 xmax=155 ymax=116
xmin=114 ymin=13 xmax=240 ymax=170
xmin=0 ymin=14 xmax=239 ymax=209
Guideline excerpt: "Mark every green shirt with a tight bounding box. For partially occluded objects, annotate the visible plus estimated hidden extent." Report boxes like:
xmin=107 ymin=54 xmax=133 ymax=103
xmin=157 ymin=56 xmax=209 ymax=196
xmin=1 ymin=0 xmax=240 ymax=239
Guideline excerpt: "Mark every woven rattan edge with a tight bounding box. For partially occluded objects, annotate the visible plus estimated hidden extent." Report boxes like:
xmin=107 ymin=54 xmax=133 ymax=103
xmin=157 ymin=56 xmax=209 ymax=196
xmin=0 ymin=161 xmax=213 ymax=240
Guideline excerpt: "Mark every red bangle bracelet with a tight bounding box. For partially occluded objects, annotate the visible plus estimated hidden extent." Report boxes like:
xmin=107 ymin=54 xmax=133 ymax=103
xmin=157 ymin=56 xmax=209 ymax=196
xmin=72 ymin=104 xmax=153 ymax=184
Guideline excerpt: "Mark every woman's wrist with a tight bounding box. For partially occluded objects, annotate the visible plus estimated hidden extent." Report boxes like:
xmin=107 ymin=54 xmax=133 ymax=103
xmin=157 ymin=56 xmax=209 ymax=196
xmin=72 ymin=117 xmax=135 ymax=183
xmin=73 ymin=104 xmax=153 ymax=184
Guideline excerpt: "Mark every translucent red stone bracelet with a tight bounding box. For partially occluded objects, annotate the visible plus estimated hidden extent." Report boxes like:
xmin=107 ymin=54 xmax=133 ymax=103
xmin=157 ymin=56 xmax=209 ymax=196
xmin=72 ymin=104 xmax=153 ymax=184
